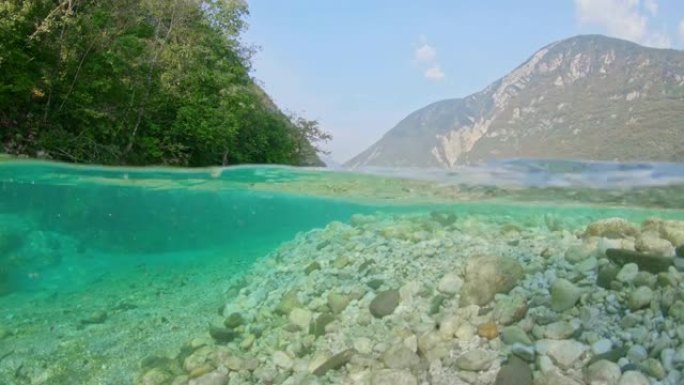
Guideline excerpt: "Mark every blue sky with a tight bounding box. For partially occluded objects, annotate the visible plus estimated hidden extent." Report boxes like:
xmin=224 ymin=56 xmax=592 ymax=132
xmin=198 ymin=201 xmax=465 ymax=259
xmin=242 ymin=0 xmax=684 ymax=163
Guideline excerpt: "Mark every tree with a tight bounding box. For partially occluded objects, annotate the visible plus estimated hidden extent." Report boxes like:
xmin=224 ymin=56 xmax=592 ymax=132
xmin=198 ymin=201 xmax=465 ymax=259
xmin=0 ymin=0 xmax=326 ymax=167
xmin=290 ymin=114 xmax=332 ymax=160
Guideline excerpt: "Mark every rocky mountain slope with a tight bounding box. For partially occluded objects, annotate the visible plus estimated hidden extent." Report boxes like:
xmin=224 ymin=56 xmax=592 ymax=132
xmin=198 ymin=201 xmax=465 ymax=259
xmin=346 ymin=35 xmax=684 ymax=168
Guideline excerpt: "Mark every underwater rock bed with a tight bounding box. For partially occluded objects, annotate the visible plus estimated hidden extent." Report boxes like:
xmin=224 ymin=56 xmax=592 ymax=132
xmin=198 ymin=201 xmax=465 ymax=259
xmin=136 ymin=213 xmax=684 ymax=385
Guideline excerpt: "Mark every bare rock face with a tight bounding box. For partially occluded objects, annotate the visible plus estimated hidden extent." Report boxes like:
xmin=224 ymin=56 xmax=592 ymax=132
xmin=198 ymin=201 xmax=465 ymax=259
xmin=347 ymin=35 xmax=684 ymax=169
xmin=459 ymin=255 xmax=524 ymax=307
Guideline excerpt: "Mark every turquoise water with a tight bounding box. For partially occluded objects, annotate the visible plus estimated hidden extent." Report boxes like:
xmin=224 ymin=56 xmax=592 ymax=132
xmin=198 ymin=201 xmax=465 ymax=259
xmin=1 ymin=160 xmax=684 ymax=384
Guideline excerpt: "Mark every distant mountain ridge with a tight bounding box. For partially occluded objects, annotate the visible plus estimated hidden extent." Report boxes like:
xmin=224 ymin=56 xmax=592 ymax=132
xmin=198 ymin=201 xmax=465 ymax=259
xmin=346 ymin=35 xmax=684 ymax=168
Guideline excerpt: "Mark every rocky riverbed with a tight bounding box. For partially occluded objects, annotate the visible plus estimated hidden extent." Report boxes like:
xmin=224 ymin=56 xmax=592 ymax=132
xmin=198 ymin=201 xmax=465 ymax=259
xmin=136 ymin=212 xmax=684 ymax=385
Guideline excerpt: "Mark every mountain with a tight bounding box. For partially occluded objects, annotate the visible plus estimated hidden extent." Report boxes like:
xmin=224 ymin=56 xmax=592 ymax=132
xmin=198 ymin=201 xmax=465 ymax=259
xmin=346 ymin=35 xmax=684 ymax=168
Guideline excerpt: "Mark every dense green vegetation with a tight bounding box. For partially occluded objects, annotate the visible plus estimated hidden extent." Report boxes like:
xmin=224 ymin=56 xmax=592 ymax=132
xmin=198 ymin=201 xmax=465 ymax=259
xmin=0 ymin=0 xmax=327 ymax=166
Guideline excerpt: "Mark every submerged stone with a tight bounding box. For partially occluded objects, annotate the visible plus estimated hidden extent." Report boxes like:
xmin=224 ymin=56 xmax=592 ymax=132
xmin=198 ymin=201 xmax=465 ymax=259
xmin=370 ymin=369 xmax=418 ymax=385
xmin=597 ymin=263 xmax=620 ymax=289
xmin=585 ymin=359 xmax=621 ymax=385
xmin=493 ymin=295 xmax=528 ymax=325
xmin=459 ymin=255 xmax=524 ymax=307
xmin=276 ymin=289 xmax=301 ymax=315
xmin=304 ymin=262 xmax=321 ymax=275
xmin=494 ymin=356 xmax=532 ymax=385
xmin=501 ymin=325 xmax=533 ymax=346
xmin=310 ymin=312 xmax=335 ymax=337
xmin=550 ymin=278 xmax=582 ymax=312
xmin=605 ymin=248 xmax=673 ymax=273
xmin=366 ymin=278 xmax=384 ymax=290
xmin=455 ymin=349 xmax=497 ymax=371
xmin=628 ymin=286 xmax=653 ymax=311
xmin=223 ymin=312 xmax=244 ymax=329
xmin=327 ymin=292 xmax=351 ymax=314
xmin=369 ymin=289 xmax=400 ymax=318
xmin=381 ymin=345 xmax=420 ymax=369
xmin=477 ymin=322 xmax=499 ymax=340
xmin=617 ymin=370 xmax=650 ymax=385
xmin=81 ymin=310 xmax=107 ymax=325
xmin=312 ymin=349 xmax=355 ymax=376
xmin=584 ymin=218 xmax=639 ymax=239
xmin=208 ymin=326 xmax=238 ymax=343
xmin=429 ymin=294 xmax=446 ymax=315
xmin=676 ymin=244 xmax=684 ymax=257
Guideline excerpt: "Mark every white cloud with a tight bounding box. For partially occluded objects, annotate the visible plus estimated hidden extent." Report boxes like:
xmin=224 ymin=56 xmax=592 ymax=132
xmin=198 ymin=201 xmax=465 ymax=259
xmin=414 ymin=43 xmax=436 ymax=63
xmin=574 ymin=0 xmax=671 ymax=48
xmin=644 ymin=0 xmax=658 ymax=16
xmin=424 ymin=65 xmax=445 ymax=81
xmin=679 ymin=20 xmax=684 ymax=43
xmin=413 ymin=36 xmax=446 ymax=81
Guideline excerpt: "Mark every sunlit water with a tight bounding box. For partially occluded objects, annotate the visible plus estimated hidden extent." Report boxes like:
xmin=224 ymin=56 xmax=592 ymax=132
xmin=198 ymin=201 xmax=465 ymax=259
xmin=1 ymin=159 xmax=683 ymax=385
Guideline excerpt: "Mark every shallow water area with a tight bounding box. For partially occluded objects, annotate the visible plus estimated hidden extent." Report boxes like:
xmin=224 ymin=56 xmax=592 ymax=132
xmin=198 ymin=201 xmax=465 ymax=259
xmin=1 ymin=159 xmax=684 ymax=385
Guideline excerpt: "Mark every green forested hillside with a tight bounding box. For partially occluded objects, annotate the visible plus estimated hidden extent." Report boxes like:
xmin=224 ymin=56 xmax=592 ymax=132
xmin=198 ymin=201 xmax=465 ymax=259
xmin=0 ymin=0 xmax=326 ymax=166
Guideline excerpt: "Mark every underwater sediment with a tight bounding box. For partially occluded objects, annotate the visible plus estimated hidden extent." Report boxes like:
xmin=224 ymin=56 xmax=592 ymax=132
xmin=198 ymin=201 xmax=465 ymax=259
xmin=127 ymin=212 xmax=684 ymax=385
xmin=1 ymin=161 xmax=684 ymax=385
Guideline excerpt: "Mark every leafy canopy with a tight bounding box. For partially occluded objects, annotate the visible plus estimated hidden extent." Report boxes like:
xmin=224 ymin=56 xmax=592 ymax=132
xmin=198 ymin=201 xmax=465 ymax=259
xmin=0 ymin=0 xmax=328 ymax=166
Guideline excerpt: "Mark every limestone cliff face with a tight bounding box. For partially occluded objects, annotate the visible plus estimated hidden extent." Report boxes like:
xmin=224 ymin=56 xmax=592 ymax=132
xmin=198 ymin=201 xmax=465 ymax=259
xmin=346 ymin=35 xmax=684 ymax=168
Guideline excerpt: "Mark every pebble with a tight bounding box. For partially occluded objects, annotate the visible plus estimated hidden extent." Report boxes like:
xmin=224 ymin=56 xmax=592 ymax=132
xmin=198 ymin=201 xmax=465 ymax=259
xmin=223 ymin=312 xmax=244 ymax=329
xmin=535 ymin=371 xmax=584 ymax=385
xmin=459 ymin=255 xmax=524 ymax=306
xmin=276 ymin=290 xmax=301 ymax=315
xmin=370 ymin=369 xmax=418 ymax=385
xmin=586 ymin=359 xmax=621 ymax=385
xmin=272 ymin=351 xmax=293 ymax=370
xmin=617 ymin=371 xmax=650 ymax=385
xmin=477 ymin=322 xmax=499 ymax=340
xmin=437 ymin=272 xmax=463 ymax=295
xmin=381 ymin=345 xmax=420 ymax=369
xmin=312 ymin=349 xmax=355 ymax=376
xmin=208 ymin=326 xmax=237 ymax=343
xmin=628 ymin=286 xmax=654 ymax=311
xmin=660 ymin=348 xmax=675 ymax=371
xmin=638 ymin=357 xmax=666 ymax=380
xmin=591 ymin=338 xmax=613 ymax=355
xmin=598 ymin=264 xmax=620 ymax=289
xmin=327 ymin=292 xmax=351 ymax=314
xmin=455 ymin=349 xmax=497 ymax=371
xmin=550 ymin=278 xmax=582 ymax=312
xmin=493 ymin=295 xmax=528 ymax=325
xmin=188 ymin=368 xmax=228 ymax=385
xmin=584 ymin=218 xmax=638 ymax=239
xmin=369 ymin=289 xmax=400 ymax=318
xmin=288 ymin=307 xmax=312 ymax=330
xmin=576 ymin=256 xmax=598 ymax=272
xmin=511 ymin=343 xmax=536 ymax=362
xmin=536 ymin=339 xmax=586 ymax=369
xmin=636 ymin=232 xmax=675 ymax=257
xmin=564 ymin=244 xmax=594 ymax=263
xmin=81 ymin=310 xmax=107 ymax=324
xmin=353 ymin=337 xmax=373 ymax=355
xmin=543 ymin=320 xmax=575 ymax=340
xmin=304 ymin=261 xmax=321 ymax=275
xmin=501 ymin=325 xmax=533 ymax=346
xmin=673 ymin=346 xmax=684 ymax=369
xmin=616 ymin=263 xmax=639 ymax=283
xmin=606 ymin=249 xmax=673 ymax=274
xmin=494 ymin=356 xmax=532 ymax=385
xmin=310 ymin=312 xmax=334 ymax=337
xmin=141 ymin=368 xmax=172 ymax=385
